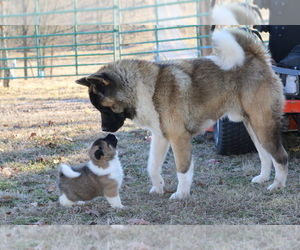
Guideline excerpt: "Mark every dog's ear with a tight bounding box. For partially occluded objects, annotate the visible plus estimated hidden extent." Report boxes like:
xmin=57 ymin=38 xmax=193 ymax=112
xmin=75 ymin=77 xmax=90 ymax=87
xmin=86 ymin=73 xmax=111 ymax=86
xmin=104 ymin=134 xmax=118 ymax=148
xmin=94 ymin=148 xmax=104 ymax=160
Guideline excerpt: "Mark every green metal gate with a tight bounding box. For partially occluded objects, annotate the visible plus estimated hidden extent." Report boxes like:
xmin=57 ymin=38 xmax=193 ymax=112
xmin=0 ymin=0 xmax=211 ymax=81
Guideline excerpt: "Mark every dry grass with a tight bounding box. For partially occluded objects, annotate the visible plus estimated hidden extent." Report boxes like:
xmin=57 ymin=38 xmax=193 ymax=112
xmin=1 ymin=79 xmax=300 ymax=227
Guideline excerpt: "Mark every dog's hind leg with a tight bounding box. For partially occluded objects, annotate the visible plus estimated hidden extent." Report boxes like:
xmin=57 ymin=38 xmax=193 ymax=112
xmin=244 ymin=120 xmax=288 ymax=190
xmin=147 ymin=134 xmax=170 ymax=194
xmin=169 ymin=133 xmax=194 ymax=199
xmin=244 ymin=121 xmax=273 ymax=183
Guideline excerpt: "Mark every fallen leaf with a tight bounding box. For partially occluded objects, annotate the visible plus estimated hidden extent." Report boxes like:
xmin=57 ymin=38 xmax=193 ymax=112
xmin=29 ymin=132 xmax=37 ymax=139
xmin=196 ymin=182 xmax=206 ymax=187
xmin=46 ymin=185 xmax=56 ymax=193
xmin=37 ymin=157 xmax=45 ymax=162
xmin=83 ymin=207 xmax=100 ymax=217
xmin=165 ymin=190 xmax=175 ymax=194
xmin=1 ymin=196 xmax=13 ymax=200
xmin=37 ymin=203 xmax=49 ymax=207
xmin=127 ymin=218 xmax=150 ymax=225
xmin=205 ymin=159 xmax=221 ymax=164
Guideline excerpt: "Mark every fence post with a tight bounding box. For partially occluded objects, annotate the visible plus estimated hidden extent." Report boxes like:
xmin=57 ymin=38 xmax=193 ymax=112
xmin=0 ymin=1 xmax=10 ymax=87
xmin=73 ymin=0 xmax=78 ymax=75
xmin=113 ymin=0 xmax=120 ymax=61
xmin=198 ymin=0 xmax=212 ymax=57
xmin=34 ymin=0 xmax=43 ymax=78
xmin=154 ymin=0 xmax=160 ymax=61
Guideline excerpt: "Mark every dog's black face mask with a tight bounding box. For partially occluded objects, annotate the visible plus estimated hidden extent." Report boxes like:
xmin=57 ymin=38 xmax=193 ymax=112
xmin=76 ymin=75 xmax=135 ymax=132
xmin=89 ymin=90 xmax=126 ymax=132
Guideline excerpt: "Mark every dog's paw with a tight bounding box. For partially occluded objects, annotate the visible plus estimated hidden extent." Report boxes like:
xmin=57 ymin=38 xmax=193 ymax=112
xmin=267 ymin=181 xmax=286 ymax=191
xmin=251 ymin=175 xmax=270 ymax=184
xmin=169 ymin=192 xmax=189 ymax=200
xmin=149 ymin=186 xmax=164 ymax=194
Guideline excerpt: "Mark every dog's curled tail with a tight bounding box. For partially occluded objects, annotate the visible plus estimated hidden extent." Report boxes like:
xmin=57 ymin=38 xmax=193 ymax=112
xmin=210 ymin=29 xmax=269 ymax=71
xmin=59 ymin=164 xmax=81 ymax=178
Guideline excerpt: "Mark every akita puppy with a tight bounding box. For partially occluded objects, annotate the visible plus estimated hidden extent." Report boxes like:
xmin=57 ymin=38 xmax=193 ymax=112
xmin=58 ymin=134 xmax=123 ymax=208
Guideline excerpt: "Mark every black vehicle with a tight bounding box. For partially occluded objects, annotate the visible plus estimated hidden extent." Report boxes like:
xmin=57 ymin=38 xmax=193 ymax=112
xmin=214 ymin=25 xmax=300 ymax=155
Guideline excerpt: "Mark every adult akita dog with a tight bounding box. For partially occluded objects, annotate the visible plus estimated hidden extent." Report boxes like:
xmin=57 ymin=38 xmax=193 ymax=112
xmin=76 ymin=29 xmax=288 ymax=199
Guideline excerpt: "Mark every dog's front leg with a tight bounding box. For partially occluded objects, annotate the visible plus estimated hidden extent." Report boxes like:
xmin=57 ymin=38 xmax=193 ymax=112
xmin=147 ymin=133 xmax=170 ymax=194
xmin=169 ymin=134 xmax=194 ymax=199
xmin=106 ymin=195 xmax=123 ymax=208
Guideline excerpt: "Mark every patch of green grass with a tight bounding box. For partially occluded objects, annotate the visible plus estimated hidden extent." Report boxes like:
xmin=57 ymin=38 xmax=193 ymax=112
xmin=0 ymin=179 xmax=19 ymax=191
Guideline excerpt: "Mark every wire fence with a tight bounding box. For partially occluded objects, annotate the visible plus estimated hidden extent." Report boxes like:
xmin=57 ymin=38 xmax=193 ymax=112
xmin=0 ymin=0 xmax=213 ymax=82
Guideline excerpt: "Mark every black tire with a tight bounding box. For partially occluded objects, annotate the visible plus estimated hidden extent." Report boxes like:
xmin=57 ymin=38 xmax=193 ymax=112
xmin=213 ymin=118 xmax=256 ymax=155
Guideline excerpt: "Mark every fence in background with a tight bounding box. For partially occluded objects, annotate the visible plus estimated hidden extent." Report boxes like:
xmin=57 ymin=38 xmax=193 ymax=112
xmin=0 ymin=0 xmax=259 ymax=82
xmin=0 ymin=0 xmax=212 ymax=81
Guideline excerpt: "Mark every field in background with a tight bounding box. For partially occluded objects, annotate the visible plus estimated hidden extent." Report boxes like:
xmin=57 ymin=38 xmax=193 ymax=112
xmin=1 ymin=79 xmax=300 ymax=225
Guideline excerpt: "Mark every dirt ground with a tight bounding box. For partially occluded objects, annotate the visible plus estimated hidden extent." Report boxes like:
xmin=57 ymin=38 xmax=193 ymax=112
xmin=1 ymin=78 xmax=300 ymax=227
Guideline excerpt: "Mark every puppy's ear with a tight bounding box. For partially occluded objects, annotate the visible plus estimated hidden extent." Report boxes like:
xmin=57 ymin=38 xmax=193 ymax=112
xmin=94 ymin=148 xmax=104 ymax=160
xmin=104 ymin=134 xmax=118 ymax=148
xmin=75 ymin=77 xmax=90 ymax=87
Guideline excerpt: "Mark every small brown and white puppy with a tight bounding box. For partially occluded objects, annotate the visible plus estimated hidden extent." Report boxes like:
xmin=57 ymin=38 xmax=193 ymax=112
xmin=58 ymin=134 xmax=123 ymax=208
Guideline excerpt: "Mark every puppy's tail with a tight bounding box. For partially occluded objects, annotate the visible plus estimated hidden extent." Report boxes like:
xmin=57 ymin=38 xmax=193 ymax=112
xmin=59 ymin=164 xmax=81 ymax=178
xmin=210 ymin=29 xmax=269 ymax=70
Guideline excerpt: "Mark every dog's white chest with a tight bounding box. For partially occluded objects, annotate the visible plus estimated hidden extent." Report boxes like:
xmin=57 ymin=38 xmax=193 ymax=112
xmin=133 ymin=83 xmax=163 ymax=137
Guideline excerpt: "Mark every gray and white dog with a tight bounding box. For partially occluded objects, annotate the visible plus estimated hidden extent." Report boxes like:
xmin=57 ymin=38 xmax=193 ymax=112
xmin=58 ymin=134 xmax=123 ymax=208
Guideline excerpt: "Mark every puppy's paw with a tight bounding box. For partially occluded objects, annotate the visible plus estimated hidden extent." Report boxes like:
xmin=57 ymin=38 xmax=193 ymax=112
xmin=59 ymin=194 xmax=75 ymax=207
xmin=169 ymin=192 xmax=189 ymax=200
xmin=149 ymin=186 xmax=164 ymax=194
xmin=251 ymin=175 xmax=269 ymax=184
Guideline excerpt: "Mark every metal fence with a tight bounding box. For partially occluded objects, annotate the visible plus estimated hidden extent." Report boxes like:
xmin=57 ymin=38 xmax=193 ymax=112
xmin=0 ymin=0 xmax=214 ymax=81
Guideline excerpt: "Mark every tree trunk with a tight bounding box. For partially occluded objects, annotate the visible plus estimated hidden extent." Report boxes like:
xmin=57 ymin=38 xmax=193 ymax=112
xmin=0 ymin=2 xmax=10 ymax=87
xmin=0 ymin=26 xmax=10 ymax=87
xmin=199 ymin=1 xmax=212 ymax=56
